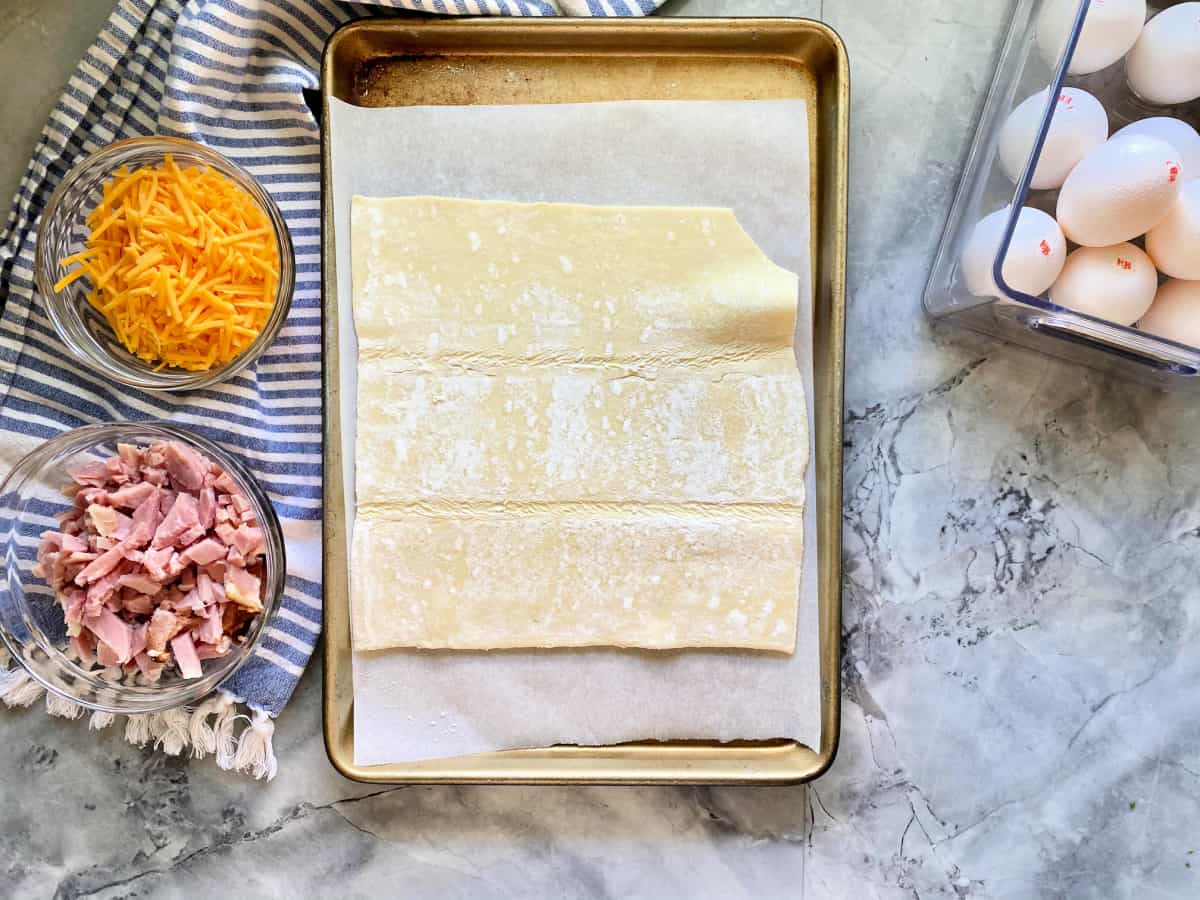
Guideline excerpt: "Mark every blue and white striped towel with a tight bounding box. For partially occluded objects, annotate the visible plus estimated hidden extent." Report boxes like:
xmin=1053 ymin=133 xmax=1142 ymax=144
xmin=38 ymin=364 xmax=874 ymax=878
xmin=0 ymin=0 xmax=663 ymax=778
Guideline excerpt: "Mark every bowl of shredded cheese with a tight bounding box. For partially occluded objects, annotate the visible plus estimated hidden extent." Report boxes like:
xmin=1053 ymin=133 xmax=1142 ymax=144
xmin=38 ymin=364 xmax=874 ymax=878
xmin=35 ymin=137 xmax=294 ymax=390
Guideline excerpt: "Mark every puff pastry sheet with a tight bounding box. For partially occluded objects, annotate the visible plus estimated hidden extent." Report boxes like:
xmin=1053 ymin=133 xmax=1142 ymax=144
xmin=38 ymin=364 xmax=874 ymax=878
xmin=350 ymin=196 xmax=807 ymax=652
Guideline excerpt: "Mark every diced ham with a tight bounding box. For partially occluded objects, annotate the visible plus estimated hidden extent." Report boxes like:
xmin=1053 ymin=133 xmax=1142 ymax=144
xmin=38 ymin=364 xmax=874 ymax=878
xmin=75 ymin=487 xmax=107 ymax=507
xmin=117 ymin=572 xmax=161 ymax=595
xmin=67 ymin=461 xmax=111 ymax=487
xmin=213 ymin=472 xmax=239 ymax=494
xmin=142 ymin=546 xmax=173 ymax=582
xmin=130 ymin=621 xmax=148 ymax=658
xmin=151 ymin=493 xmax=200 ymax=550
xmin=106 ymin=481 xmax=157 ymax=509
xmin=117 ymin=443 xmax=142 ymax=469
xmin=230 ymin=525 xmax=265 ymax=560
xmin=177 ymin=589 xmax=205 ymax=616
xmin=127 ymin=488 xmax=160 ymax=548
xmin=164 ymin=440 xmax=208 ymax=491
xmin=134 ymin=652 xmax=165 ymax=682
xmin=87 ymin=504 xmax=132 ymax=540
xmin=96 ymin=640 xmax=121 ymax=668
xmin=103 ymin=455 xmax=131 ymax=485
xmin=145 ymin=442 xmax=166 ymax=468
xmin=71 ymin=630 xmax=96 ymax=667
xmin=224 ymin=566 xmax=262 ymax=612
xmin=146 ymin=608 xmax=179 ymax=654
xmin=182 ymin=538 xmax=226 ymax=566
xmin=198 ymin=486 xmax=216 ymax=530
xmin=142 ymin=467 xmax=169 ymax=486
xmin=85 ymin=569 xmax=123 ymax=610
xmin=40 ymin=530 xmax=89 ymax=555
xmin=194 ymin=571 xmax=215 ymax=609
xmin=176 ymin=523 xmax=207 ymax=548
xmin=74 ymin=543 xmax=127 ymax=586
xmin=195 ymin=636 xmax=231 ymax=660
xmin=197 ymin=611 xmax=223 ymax=644
xmin=83 ymin=607 xmax=133 ymax=663
xmin=171 ymin=631 xmax=203 ymax=679
xmin=37 ymin=438 xmax=269 ymax=682
xmin=63 ymin=589 xmax=86 ymax=628
xmin=126 ymin=594 xmax=154 ymax=616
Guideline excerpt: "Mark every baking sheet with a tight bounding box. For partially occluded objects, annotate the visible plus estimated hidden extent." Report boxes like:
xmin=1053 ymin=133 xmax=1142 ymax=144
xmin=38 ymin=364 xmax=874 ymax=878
xmin=329 ymin=96 xmax=819 ymax=765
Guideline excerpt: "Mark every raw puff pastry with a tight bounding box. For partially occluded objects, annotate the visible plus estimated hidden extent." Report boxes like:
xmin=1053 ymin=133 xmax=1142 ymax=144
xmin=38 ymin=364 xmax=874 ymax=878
xmin=350 ymin=196 xmax=808 ymax=653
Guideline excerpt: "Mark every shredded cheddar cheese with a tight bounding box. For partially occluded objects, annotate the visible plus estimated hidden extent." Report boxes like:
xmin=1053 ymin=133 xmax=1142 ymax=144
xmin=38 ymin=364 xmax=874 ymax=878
xmin=55 ymin=155 xmax=281 ymax=372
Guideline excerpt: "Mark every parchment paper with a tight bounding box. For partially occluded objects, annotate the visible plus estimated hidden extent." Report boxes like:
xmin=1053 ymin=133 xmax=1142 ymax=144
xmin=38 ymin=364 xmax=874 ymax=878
xmin=329 ymin=97 xmax=820 ymax=765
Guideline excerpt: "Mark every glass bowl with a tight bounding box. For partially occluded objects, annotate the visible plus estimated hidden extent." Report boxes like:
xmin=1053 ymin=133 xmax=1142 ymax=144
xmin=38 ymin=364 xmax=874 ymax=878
xmin=0 ymin=422 xmax=285 ymax=713
xmin=34 ymin=136 xmax=294 ymax=392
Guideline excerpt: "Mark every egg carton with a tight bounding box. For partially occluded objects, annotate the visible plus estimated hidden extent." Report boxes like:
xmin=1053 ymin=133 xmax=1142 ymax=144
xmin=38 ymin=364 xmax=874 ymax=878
xmin=924 ymin=0 xmax=1200 ymax=390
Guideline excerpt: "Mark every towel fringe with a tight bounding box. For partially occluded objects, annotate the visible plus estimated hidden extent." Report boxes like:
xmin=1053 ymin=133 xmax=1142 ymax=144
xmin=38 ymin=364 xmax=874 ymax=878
xmin=45 ymin=691 xmax=85 ymax=720
xmin=125 ymin=713 xmax=152 ymax=746
xmin=152 ymin=707 xmax=192 ymax=756
xmin=89 ymin=710 xmax=115 ymax=730
xmin=214 ymin=698 xmax=241 ymax=770
xmin=0 ymin=665 xmax=24 ymax=700
xmin=1 ymin=664 xmax=276 ymax=779
xmin=189 ymin=694 xmax=232 ymax=759
xmin=1 ymin=669 xmax=45 ymax=708
xmin=232 ymin=708 xmax=278 ymax=781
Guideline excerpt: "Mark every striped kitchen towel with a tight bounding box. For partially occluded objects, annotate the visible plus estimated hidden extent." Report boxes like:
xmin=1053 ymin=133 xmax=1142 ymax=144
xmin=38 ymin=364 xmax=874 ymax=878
xmin=0 ymin=0 xmax=663 ymax=779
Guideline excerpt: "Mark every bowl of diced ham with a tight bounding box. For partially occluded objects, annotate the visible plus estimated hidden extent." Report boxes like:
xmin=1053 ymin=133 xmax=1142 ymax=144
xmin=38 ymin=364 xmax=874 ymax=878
xmin=0 ymin=422 xmax=284 ymax=713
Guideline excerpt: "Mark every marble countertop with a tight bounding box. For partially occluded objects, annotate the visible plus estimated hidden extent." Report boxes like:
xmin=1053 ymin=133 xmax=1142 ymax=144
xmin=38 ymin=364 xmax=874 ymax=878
xmin=4 ymin=1 xmax=1199 ymax=898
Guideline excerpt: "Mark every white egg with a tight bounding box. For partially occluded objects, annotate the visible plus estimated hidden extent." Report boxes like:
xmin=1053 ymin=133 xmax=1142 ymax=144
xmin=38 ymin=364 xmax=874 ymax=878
xmin=1056 ymin=133 xmax=1183 ymax=246
xmin=960 ymin=206 xmax=1067 ymax=298
xmin=1137 ymin=279 xmax=1200 ymax=346
xmin=1050 ymin=243 xmax=1158 ymax=325
xmin=1113 ymin=117 xmax=1200 ymax=182
xmin=999 ymin=88 xmax=1108 ymax=189
xmin=1037 ymin=0 xmax=1146 ymax=75
xmin=1126 ymin=2 xmax=1200 ymax=105
xmin=1146 ymin=180 xmax=1200 ymax=280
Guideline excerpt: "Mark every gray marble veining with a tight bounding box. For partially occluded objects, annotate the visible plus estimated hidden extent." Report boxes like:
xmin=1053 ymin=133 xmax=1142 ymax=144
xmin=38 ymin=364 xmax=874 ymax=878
xmin=3 ymin=1 xmax=1199 ymax=898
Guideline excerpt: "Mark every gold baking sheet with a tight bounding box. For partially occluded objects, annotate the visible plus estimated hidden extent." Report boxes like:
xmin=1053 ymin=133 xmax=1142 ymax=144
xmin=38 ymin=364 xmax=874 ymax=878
xmin=321 ymin=15 xmax=848 ymax=784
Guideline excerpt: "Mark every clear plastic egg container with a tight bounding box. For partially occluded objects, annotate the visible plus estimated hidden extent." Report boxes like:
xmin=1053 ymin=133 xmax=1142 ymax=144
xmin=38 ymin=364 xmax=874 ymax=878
xmin=924 ymin=0 xmax=1200 ymax=389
